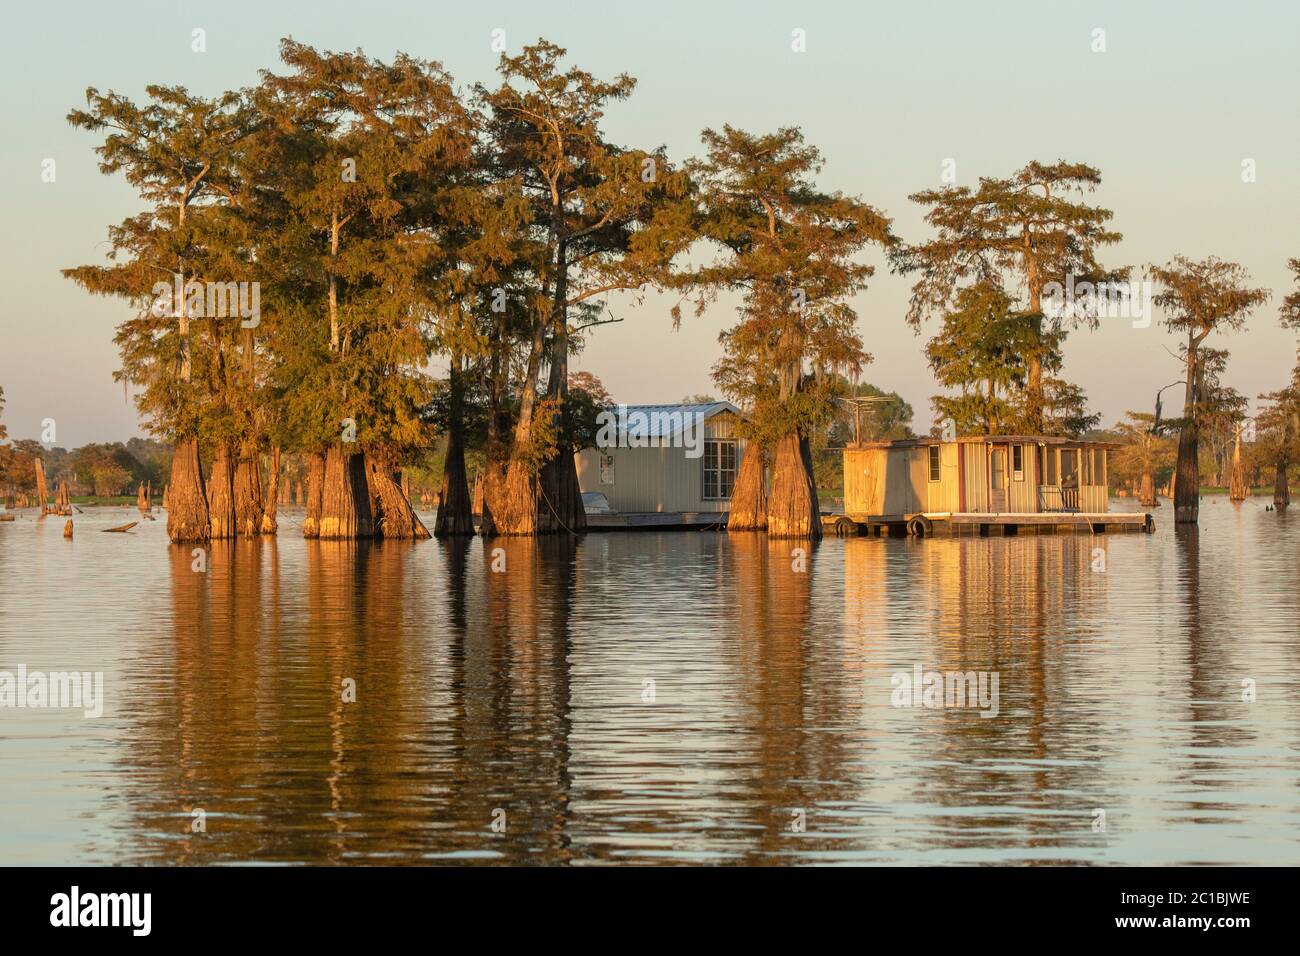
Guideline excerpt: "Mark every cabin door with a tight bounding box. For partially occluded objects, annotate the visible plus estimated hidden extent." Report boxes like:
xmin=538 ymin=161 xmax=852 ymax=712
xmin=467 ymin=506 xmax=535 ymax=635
xmin=989 ymin=446 xmax=1007 ymax=513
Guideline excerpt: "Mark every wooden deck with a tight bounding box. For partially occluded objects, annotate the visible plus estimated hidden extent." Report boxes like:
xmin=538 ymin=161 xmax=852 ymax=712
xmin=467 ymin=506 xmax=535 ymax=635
xmin=824 ymin=511 xmax=1154 ymax=536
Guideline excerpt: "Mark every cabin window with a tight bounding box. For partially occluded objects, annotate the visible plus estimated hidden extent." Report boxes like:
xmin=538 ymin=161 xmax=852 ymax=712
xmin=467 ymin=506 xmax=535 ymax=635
xmin=1012 ymin=445 xmax=1024 ymax=481
xmin=1041 ymin=446 xmax=1057 ymax=485
xmin=703 ymin=440 xmax=737 ymax=499
xmin=928 ymin=445 xmax=941 ymax=482
xmin=1083 ymin=448 xmax=1094 ymax=485
xmin=599 ymin=453 xmax=615 ymax=485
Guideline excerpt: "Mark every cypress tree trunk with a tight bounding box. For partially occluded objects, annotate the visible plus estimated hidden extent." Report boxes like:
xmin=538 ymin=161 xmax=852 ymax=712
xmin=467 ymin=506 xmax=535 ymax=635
xmin=538 ymin=444 xmax=587 ymax=534
xmin=233 ymin=441 xmax=265 ymax=536
xmin=208 ymin=444 xmax=237 ymax=540
xmin=137 ymin=482 xmax=148 ymax=513
xmin=318 ymin=445 xmax=372 ymax=539
xmin=766 ymin=432 xmax=821 ymax=539
xmin=435 ymin=418 xmax=474 ymax=536
xmin=1174 ymin=425 xmax=1199 ymax=524
xmin=472 ymin=471 xmax=485 ymax=517
xmin=302 ymin=451 xmax=325 ymax=538
xmin=366 ymin=454 xmax=429 ymax=539
xmin=1275 ymin=458 xmax=1290 ymax=511
xmin=1228 ymin=434 xmax=1247 ymax=502
xmin=34 ymin=457 xmax=49 ymax=515
xmin=1174 ymin=348 xmax=1200 ymax=525
xmin=166 ymin=436 xmax=209 ymax=543
xmin=1139 ymin=468 xmax=1158 ymax=508
xmin=488 ymin=458 xmax=540 ymax=536
xmin=728 ymin=442 xmax=768 ymax=531
xmin=261 ymin=445 xmax=280 ymax=534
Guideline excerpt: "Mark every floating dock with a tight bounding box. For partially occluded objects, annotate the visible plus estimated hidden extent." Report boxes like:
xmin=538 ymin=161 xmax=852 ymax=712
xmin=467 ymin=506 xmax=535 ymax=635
xmin=583 ymin=511 xmax=727 ymax=531
xmin=824 ymin=511 xmax=1154 ymax=537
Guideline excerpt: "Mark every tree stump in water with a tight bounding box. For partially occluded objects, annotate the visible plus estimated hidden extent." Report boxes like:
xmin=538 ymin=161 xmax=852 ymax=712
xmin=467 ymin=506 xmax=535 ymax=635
xmin=63 ymin=520 xmax=73 ymax=538
xmin=1276 ymin=460 xmax=1291 ymax=512
xmin=1228 ymin=438 xmax=1248 ymax=502
xmin=34 ymin=457 xmax=49 ymax=515
xmin=1139 ymin=470 xmax=1158 ymax=508
xmin=166 ymin=437 xmax=210 ymax=542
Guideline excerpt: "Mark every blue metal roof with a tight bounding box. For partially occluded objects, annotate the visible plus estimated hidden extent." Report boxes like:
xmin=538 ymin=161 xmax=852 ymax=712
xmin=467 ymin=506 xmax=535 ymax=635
xmin=608 ymin=402 xmax=741 ymax=439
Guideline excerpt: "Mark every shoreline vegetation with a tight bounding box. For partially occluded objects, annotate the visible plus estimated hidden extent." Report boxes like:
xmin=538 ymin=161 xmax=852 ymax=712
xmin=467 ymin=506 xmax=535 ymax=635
xmin=0 ymin=39 xmax=1297 ymax=539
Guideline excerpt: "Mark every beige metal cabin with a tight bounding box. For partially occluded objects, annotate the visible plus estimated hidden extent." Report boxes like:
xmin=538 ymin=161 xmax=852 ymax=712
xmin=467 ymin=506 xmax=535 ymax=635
xmin=575 ymin=402 xmax=748 ymax=517
xmin=843 ymin=436 xmax=1116 ymax=518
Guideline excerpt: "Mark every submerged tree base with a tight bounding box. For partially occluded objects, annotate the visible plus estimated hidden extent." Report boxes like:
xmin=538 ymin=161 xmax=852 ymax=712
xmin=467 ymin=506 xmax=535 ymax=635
xmin=166 ymin=437 xmax=210 ymax=543
xmin=367 ymin=455 xmax=430 ymax=539
xmin=208 ymin=445 xmax=237 ymax=539
xmin=484 ymin=459 xmax=541 ymax=536
xmin=1138 ymin=470 xmax=1159 ymax=508
xmin=302 ymin=451 xmax=325 ymax=539
xmin=766 ymin=432 xmax=821 ymax=539
xmin=434 ymin=427 xmax=474 ymax=537
xmin=234 ymin=443 xmax=266 ymax=536
xmin=727 ymin=442 xmax=768 ymax=532
xmin=538 ymin=446 xmax=586 ymax=534
xmin=318 ymin=446 xmax=373 ymax=539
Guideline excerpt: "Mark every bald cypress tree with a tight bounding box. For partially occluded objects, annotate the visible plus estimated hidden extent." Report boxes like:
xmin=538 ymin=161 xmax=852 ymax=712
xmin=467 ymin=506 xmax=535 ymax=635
xmin=476 ymin=40 xmax=691 ymax=535
xmin=896 ymin=161 xmax=1124 ymax=433
xmin=64 ymin=86 xmax=258 ymax=542
xmin=258 ymin=40 xmax=475 ymax=539
xmin=685 ymin=126 xmax=894 ymax=538
xmin=1149 ymin=256 xmax=1269 ymax=524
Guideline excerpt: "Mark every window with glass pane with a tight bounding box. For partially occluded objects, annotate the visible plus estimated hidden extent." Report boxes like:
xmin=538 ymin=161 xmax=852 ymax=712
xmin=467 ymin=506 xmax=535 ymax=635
xmin=704 ymin=440 xmax=737 ymax=499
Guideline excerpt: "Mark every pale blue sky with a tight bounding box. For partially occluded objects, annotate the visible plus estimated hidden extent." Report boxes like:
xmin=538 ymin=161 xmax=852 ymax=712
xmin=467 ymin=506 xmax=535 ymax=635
xmin=1 ymin=0 xmax=1297 ymax=446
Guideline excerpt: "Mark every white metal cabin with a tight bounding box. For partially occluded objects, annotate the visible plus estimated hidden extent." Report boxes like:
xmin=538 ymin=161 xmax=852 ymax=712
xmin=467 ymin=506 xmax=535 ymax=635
xmin=575 ymin=402 xmax=748 ymax=516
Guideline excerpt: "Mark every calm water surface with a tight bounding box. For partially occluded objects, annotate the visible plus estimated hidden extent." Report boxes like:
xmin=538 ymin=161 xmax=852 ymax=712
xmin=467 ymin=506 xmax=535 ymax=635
xmin=1 ymin=499 xmax=1298 ymax=865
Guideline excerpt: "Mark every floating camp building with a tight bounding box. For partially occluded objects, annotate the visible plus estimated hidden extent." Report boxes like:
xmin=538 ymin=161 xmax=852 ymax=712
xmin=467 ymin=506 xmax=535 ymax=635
xmin=574 ymin=402 xmax=747 ymax=528
xmin=833 ymin=435 xmax=1153 ymax=536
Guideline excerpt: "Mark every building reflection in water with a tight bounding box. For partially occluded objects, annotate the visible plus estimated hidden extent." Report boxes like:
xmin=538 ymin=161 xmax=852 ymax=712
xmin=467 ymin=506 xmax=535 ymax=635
xmin=100 ymin=515 xmax=1291 ymax=865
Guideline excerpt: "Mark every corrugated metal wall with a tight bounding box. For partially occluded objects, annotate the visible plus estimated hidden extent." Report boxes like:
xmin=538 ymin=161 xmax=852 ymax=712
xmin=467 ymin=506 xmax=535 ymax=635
xmin=575 ymin=412 xmax=746 ymax=513
xmin=963 ymin=443 xmax=988 ymax=513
